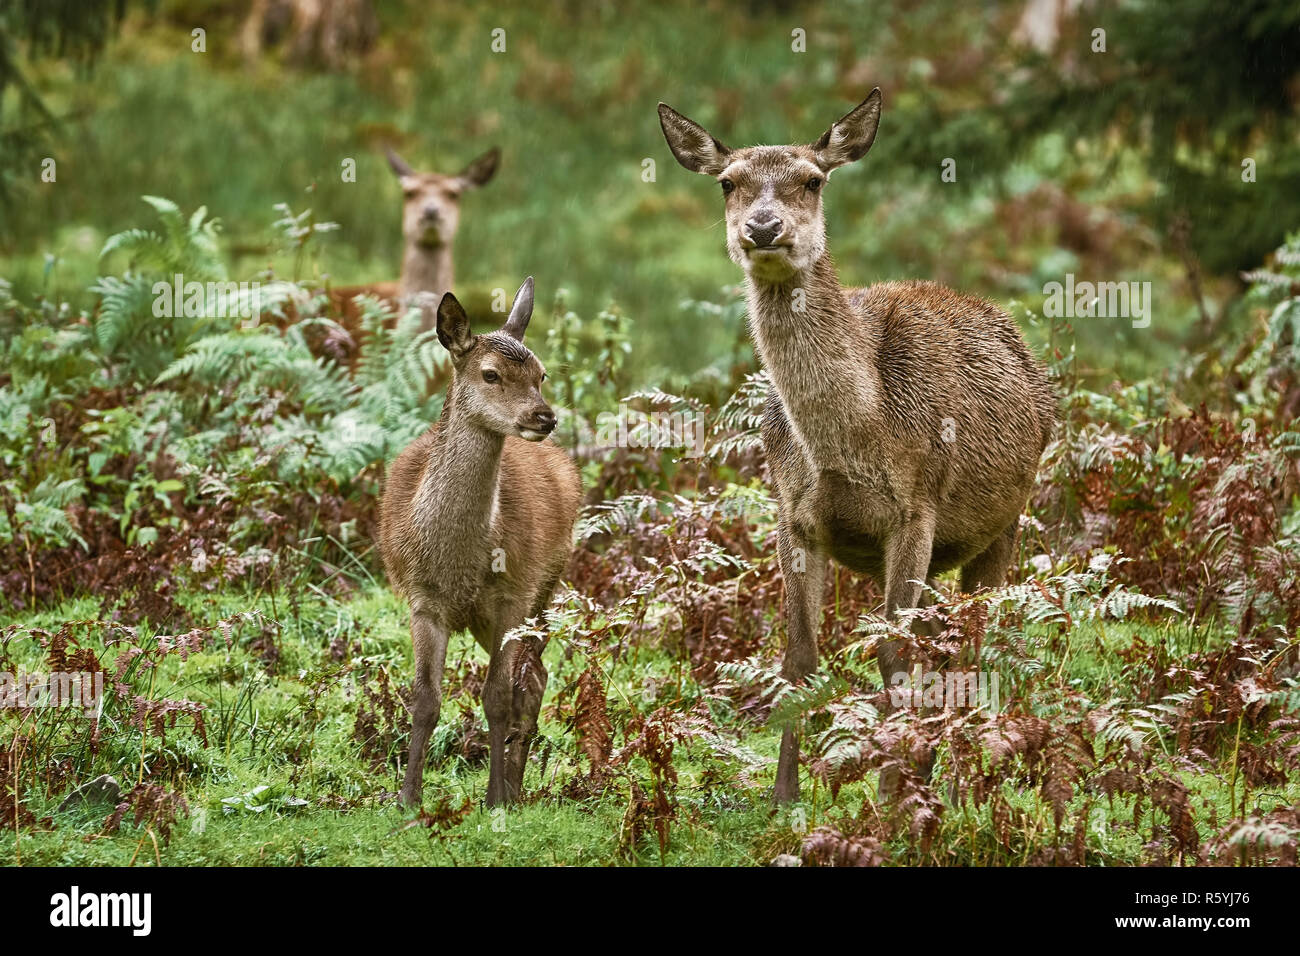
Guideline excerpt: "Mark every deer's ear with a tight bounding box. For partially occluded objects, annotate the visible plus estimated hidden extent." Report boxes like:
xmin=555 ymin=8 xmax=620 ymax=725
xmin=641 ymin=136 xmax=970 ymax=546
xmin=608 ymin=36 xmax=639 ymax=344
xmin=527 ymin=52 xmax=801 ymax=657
xmin=658 ymin=103 xmax=731 ymax=175
xmin=436 ymin=293 xmax=475 ymax=358
xmin=813 ymin=88 xmax=881 ymax=171
xmin=502 ymin=276 xmax=534 ymax=341
xmin=458 ymin=147 xmax=500 ymax=189
xmin=386 ymin=147 xmax=415 ymax=178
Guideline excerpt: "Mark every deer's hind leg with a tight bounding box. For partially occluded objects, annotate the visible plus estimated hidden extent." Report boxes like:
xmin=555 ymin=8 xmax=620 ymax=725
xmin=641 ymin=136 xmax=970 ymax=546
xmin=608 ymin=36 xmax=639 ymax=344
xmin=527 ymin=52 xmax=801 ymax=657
xmin=960 ymin=523 xmax=1017 ymax=594
xmin=528 ymin=567 xmax=564 ymax=619
xmin=476 ymin=604 xmax=548 ymax=807
xmin=399 ymin=604 xmax=450 ymax=808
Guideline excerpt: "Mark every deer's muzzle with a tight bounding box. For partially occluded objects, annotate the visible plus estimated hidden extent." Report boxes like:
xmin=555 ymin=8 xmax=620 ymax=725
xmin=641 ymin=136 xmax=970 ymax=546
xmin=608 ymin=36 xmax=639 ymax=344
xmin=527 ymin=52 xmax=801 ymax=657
xmin=517 ymin=408 xmax=556 ymax=440
xmin=743 ymin=211 xmax=784 ymax=249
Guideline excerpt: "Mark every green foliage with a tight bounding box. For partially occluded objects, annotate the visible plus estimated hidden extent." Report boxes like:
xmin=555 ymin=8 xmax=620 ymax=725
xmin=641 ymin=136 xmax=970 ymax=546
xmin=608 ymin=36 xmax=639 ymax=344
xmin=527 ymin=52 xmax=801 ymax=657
xmin=2 ymin=8 xmax=1300 ymax=864
xmin=9 ymin=0 xmax=1291 ymax=380
xmin=984 ymin=0 xmax=1300 ymax=273
xmin=99 ymin=195 xmax=225 ymax=277
xmin=90 ymin=197 xmax=228 ymax=380
xmin=0 ymin=0 xmax=151 ymax=220
xmin=1243 ymin=230 xmax=1300 ymax=371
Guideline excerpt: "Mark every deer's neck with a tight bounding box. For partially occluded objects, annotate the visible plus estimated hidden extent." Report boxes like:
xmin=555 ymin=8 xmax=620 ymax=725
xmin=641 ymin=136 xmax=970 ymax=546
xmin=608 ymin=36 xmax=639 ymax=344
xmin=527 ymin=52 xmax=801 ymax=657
xmin=745 ymin=252 xmax=882 ymax=470
xmin=410 ymin=387 xmax=503 ymax=563
xmin=399 ymin=241 xmax=454 ymax=304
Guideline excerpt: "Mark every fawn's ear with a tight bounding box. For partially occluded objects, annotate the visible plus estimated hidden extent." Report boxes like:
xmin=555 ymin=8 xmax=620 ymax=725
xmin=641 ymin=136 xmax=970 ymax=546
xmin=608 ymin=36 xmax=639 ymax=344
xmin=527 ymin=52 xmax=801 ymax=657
xmin=813 ymin=88 xmax=882 ymax=172
xmin=436 ymin=293 xmax=476 ymax=358
xmin=458 ymin=147 xmax=500 ymax=189
xmin=385 ymin=147 xmax=415 ymax=178
xmin=502 ymin=276 xmax=534 ymax=342
xmin=658 ymin=103 xmax=732 ymax=175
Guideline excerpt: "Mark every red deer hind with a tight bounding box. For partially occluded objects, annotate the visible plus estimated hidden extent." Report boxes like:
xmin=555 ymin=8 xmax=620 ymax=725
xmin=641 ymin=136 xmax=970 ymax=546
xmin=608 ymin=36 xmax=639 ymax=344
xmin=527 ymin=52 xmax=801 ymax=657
xmin=329 ymin=146 xmax=499 ymax=332
xmin=659 ymin=89 xmax=1057 ymax=802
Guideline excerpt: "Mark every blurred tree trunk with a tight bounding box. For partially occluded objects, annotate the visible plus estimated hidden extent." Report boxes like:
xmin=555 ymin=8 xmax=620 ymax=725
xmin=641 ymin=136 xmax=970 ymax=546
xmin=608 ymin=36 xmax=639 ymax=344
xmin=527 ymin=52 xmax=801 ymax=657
xmin=241 ymin=0 xmax=377 ymax=70
xmin=1013 ymin=0 xmax=1087 ymax=52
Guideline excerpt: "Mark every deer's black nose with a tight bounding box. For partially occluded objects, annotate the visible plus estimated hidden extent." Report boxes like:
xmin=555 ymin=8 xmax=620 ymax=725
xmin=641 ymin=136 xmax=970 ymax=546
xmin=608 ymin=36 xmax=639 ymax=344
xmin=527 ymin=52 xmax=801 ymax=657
xmin=530 ymin=409 xmax=557 ymax=433
xmin=744 ymin=212 xmax=783 ymax=249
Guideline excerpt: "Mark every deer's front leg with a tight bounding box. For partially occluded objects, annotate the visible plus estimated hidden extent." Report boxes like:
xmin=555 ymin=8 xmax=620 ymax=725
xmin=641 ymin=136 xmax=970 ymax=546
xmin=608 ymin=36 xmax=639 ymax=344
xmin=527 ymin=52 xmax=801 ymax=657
xmin=775 ymin=520 xmax=826 ymax=804
xmin=504 ymin=633 xmax=547 ymax=801
xmin=399 ymin=607 xmax=449 ymax=808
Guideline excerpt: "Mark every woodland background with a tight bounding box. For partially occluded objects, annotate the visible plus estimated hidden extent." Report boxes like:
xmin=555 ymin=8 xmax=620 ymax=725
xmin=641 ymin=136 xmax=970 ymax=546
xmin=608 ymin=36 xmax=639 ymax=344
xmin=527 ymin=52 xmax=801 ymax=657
xmin=1 ymin=0 xmax=1299 ymax=866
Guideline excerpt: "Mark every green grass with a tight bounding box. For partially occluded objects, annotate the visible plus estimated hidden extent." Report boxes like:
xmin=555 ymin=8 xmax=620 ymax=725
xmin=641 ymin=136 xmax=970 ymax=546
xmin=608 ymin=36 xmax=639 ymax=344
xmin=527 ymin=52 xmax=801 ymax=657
xmin=13 ymin=797 xmax=778 ymax=867
xmin=3 ymin=578 xmax=1293 ymax=867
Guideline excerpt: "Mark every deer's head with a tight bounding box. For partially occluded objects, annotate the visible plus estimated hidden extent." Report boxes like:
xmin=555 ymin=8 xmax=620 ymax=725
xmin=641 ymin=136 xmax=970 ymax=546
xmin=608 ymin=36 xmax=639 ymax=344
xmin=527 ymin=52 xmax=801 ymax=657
xmin=387 ymin=146 xmax=500 ymax=250
xmin=658 ymin=90 xmax=881 ymax=283
xmin=434 ymin=278 xmax=556 ymax=441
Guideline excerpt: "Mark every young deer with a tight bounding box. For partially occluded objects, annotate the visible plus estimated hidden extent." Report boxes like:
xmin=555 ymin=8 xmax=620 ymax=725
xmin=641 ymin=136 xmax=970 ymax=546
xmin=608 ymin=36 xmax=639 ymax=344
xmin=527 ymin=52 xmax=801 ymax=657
xmin=328 ymin=146 xmax=500 ymax=331
xmin=379 ymin=277 xmax=580 ymax=807
xmin=659 ymin=90 xmax=1057 ymax=802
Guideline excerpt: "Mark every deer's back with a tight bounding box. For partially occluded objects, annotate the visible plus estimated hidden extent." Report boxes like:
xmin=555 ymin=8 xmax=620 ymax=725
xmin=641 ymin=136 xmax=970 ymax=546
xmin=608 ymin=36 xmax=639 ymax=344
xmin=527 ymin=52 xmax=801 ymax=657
xmin=763 ymin=279 xmax=1056 ymax=573
xmin=854 ymin=279 xmax=1057 ymax=456
xmin=328 ymin=282 xmax=400 ymax=323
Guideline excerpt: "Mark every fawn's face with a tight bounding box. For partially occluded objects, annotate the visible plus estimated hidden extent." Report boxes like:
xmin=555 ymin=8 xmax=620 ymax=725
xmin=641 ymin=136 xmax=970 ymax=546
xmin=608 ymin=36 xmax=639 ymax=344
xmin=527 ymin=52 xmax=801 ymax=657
xmin=435 ymin=278 xmax=557 ymax=441
xmin=658 ymin=91 xmax=882 ymax=283
xmin=388 ymin=147 xmax=500 ymax=249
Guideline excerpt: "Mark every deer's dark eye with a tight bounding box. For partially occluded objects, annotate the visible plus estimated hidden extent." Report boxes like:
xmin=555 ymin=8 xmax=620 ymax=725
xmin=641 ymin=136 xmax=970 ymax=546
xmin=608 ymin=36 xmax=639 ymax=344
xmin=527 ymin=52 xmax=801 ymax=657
xmin=482 ymin=369 xmax=500 ymax=384
xmin=807 ymin=177 xmax=822 ymax=192
xmin=720 ymin=178 xmax=735 ymax=195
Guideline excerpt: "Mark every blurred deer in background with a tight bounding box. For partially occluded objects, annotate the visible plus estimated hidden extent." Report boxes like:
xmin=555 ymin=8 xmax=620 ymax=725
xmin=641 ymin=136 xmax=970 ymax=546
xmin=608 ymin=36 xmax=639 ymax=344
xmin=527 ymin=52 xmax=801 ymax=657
xmin=328 ymin=146 xmax=499 ymax=332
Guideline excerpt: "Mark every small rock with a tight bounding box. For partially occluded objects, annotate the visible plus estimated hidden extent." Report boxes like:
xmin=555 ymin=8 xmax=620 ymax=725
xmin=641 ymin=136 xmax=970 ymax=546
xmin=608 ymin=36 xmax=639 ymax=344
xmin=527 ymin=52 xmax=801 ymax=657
xmin=771 ymin=853 xmax=803 ymax=867
xmin=57 ymin=774 xmax=122 ymax=812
